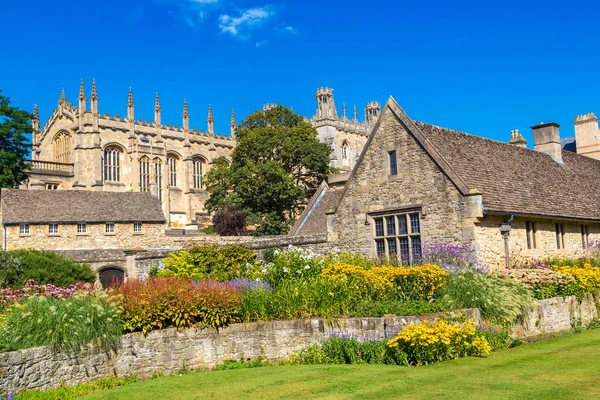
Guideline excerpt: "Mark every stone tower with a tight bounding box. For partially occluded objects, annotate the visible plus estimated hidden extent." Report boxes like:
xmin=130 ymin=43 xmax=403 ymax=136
xmin=574 ymin=113 xmax=600 ymax=160
xmin=316 ymin=87 xmax=338 ymax=120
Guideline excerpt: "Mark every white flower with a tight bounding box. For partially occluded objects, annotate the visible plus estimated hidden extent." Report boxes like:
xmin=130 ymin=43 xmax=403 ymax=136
xmin=304 ymin=265 xmax=310 ymax=270
xmin=283 ymin=267 xmax=288 ymax=273
xmin=261 ymin=269 xmax=267 ymax=274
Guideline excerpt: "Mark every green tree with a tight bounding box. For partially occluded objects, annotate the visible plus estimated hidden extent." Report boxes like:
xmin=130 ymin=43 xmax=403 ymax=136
xmin=0 ymin=91 xmax=32 ymax=187
xmin=205 ymin=105 xmax=331 ymax=235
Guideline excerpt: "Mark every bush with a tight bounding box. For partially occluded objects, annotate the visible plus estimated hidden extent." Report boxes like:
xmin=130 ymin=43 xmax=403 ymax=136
xmin=212 ymin=206 xmax=247 ymax=236
xmin=421 ymin=241 xmax=484 ymax=272
xmin=347 ymin=299 xmax=445 ymax=317
xmin=323 ymin=252 xmax=375 ymax=269
xmin=0 ymin=280 xmax=93 ymax=313
xmin=111 ymin=278 xmax=242 ymax=334
xmin=1 ymin=293 xmax=122 ymax=352
xmin=322 ymin=263 xmax=447 ymax=300
xmin=386 ymin=320 xmax=491 ymax=365
xmin=503 ymin=269 xmax=584 ymax=300
xmin=7 ymin=250 xmax=96 ymax=288
xmin=159 ymin=245 xmax=259 ymax=281
xmin=292 ymin=337 xmax=407 ymax=366
xmin=0 ymin=251 xmax=23 ymax=288
xmin=240 ymin=276 xmax=360 ymax=321
xmin=261 ymin=247 xmax=324 ymax=285
xmin=440 ymin=271 xmax=534 ymax=324
xmin=552 ymin=264 xmax=600 ymax=296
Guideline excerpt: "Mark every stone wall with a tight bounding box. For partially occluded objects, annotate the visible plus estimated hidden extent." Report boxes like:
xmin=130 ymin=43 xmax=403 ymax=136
xmin=1 ymin=295 xmax=597 ymax=393
xmin=0 ymin=310 xmax=478 ymax=393
xmin=475 ymin=215 xmax=600 ymax=269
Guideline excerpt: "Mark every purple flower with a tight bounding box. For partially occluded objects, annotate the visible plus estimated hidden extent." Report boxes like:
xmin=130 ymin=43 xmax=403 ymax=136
xmin=229 ymin=278 xmax=271 ymax=292
xmin=421 ymin=241 xmax=486 ymax=273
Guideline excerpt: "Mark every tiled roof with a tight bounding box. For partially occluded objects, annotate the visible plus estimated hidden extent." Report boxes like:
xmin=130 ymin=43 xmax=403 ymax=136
xmin=0 ymin=189 xmax=166 ymax=224
xmin=414 ymin=121 xmax=600 ymax=221
xmin=290 ymin=181 xmax=344 ymax=236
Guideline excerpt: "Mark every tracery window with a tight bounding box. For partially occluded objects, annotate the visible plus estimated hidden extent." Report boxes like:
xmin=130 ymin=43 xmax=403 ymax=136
xmin=192 ymin=158 xmax=205 ymax=189
xmin=52 ymin=132 xmax=73 ymax=163
xmin=154 ymin=158 xmax=163 ymax=200
xmin=341 ymin=141 xmax=349 ymax=167
xmin=139 ymin=156 xmax=150 ymax=192
xmin=168 ymin=156 xmax=178 ymax=187
xmin=104 ymin=147 xmax=121 ymax=182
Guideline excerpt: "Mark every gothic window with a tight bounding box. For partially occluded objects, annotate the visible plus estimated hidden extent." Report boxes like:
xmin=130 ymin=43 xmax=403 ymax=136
xmin=373 ymin=211 xmax=422 ymax=265
xmin=168 ymin=156 xmax=178 ymax=187
xmin=139 ymin=156 xmax=150 ymax=192
xmin=104 ymin=147 xmax=121 ymax=182
xmin=153 ymin=158 xmax=163 ymax=200
xmin=341 ymin=141 xmax=350 ymax=167
xmin=52 ymin=132 xmax=73 ymax=163
xmin=192 ymin=158 xmax=205 ymax=189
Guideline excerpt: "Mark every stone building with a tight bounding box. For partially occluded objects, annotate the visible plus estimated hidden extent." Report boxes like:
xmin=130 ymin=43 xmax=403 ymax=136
xmin=27 ymin=80 xmax=235 ymax=228
xmin=291 ymin=97 xmax=600 ymax=268
xmin=309 ymin=87 xmax=378 ymax=172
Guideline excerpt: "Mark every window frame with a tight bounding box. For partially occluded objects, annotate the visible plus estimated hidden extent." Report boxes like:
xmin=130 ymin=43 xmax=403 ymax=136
xmin=153 ymin=158 xmax=163 ymax=200
xmin=555 ymin=223 xmax=565 ymax=249
xmin=133 ymin=222 xmax=143 ymax=234
xmin=19 ymin=223 xmax=30 ymax=236
xmin=388 ymin=150 xmax=398 ymax=176
xmin=104 ymin=147 xmax=121 ymax=182
xmin=372 ymin=210 xmax=422 ymax=265
xmin=77 ymin=222 xmax=87 ymax=235
xmin=105 ymin=222 xmax=115 ymax=235
xmin=192 ymin=158 xmax=204 ymax=189
xmin=48 ymin=223 xmax=59 ymax=235
xmin=526 ymin=221 xmax=537 ymax=250
xmin=139 ymin=156 xmax=150 ymax=192
xmin=167 ymin=156 xmax=178 ymax=187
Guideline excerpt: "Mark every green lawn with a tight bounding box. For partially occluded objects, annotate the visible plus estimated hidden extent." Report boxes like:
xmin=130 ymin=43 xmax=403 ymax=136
xmin=82 ymin=329 xmax=600 ymax=400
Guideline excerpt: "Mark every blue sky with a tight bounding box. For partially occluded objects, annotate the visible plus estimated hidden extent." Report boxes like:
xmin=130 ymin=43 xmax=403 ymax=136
xmin=2 ymin=0 xmax=599 ymax=144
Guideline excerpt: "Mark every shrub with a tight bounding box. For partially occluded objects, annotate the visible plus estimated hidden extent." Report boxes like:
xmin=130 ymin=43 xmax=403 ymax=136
xmin=0 ymin=280 xmax=93 ymax=312
xmin=229 ymin=278 xmax=271 ymax=292
xmin=291 ymin=337 xmax=407 ymax=366
xmin=240 ymin=276 xmax=360 ymax=321
xmin=552 ymin=264 xmax=600 ymax=296
xmin=0 ymin=252 xmax=23 ymax=288
xmin=212 ymin=206 xmax=247 ymax=236
xmin=347 ymin=299 xmax=446 ymax=317
xmin=12 ymin=376 xmax=139 ymax=400
xmin=476 ymin=321 xmax=515 ymax=351
xmin=440 ymin=271 xmax=534 ymax=324
xmin=261 ymin=246 xmax=325 ymax=285
xmin=323 ymin=252 xmax=375 ymax=269
xmin=421 ymin=241 xmax=484 ymax=272
xmin=7 ymin=250 xmax=96 ymax=288
xmin=321 ymin=263 xmax=447 ymax=300
xmin=111 ymin=278 xmax=242 ymax=334
xmin=386 ymin=320 xmax=491 ymax=365
xmin=503 ymin=269 xmax=584 ymax=300
xmin=159 ymin=244 xmax=259 ymax=282
xmin=1 ymin=293 xmax=122 ymax=352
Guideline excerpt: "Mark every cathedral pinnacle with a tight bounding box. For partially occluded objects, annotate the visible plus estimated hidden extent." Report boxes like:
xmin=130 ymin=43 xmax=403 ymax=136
xmin=155 ymin=93 xmax=161 ymax=112
xmin=33 ymin=104 xmax=39 ymax=120
xmin=78 ymin=80 xmax=86 ymax=101
xmin=128 ymin=87 xmax=134 ymax=108
xmin=59 ymin=88 xmax=67 ymax=105
xmin=207 ymin=104 xmax=214 ymax=122
xmin=91 ymin=79 xmax=98 ymax=101
xmin=182 ymin=99 xmax=189 ymax=119
xmin=353 ymin=104 xmax=357 ymax=121
xmin=230 ymin=109 xmax=235 ymax=126
xmin=342 ymin=102 xmax=347 ymax=119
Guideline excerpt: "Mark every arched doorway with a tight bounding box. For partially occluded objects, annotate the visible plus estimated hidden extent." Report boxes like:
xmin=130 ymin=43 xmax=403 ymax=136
xmin=99 ymin=267 xmax=125 ymax=289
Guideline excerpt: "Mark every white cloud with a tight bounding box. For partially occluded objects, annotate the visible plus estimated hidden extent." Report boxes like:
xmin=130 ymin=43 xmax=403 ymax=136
xmin=255 ymin=40 xmax=268 ymax=47
xmin=283 ymin=26 xmax=296 ymax=34
xmin=219 ymin=7 xmax=273 ymax=36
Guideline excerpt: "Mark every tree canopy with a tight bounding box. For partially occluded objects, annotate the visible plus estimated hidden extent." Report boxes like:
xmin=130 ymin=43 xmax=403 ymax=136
xmin=204 ymin=105 xmax=331 ymax=235
xmin=0 ymin=91 xmax=32 ymax=188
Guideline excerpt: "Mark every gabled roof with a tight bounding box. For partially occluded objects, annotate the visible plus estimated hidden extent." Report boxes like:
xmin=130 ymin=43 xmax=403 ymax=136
xmin=0 ymin=189 xmax=166 ymax=225
xmin=328 ymin=96 xmax=600 ymax=222
xmin=289 ymin=179 xmax=345 ymax=236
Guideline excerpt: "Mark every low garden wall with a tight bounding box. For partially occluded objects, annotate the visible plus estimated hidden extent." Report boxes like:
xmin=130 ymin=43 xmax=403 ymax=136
xmin=1 ymin=295 xmax=597 ymax=393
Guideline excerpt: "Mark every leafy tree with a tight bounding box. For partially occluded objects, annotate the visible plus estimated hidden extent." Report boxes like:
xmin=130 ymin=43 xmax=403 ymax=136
xmin=0 ymin=91 xmax=32 ymax=187
xmin=204 ymin=105 xmax=331 ymax=235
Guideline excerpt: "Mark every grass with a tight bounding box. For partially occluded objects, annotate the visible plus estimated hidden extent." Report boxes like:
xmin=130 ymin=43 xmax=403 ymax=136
xmin=75 ymin=328 xmax=600 ymax=400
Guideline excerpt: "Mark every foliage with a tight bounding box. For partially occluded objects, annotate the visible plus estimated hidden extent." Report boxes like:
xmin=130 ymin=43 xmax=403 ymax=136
xmin=212 ymin=205 xmax=247 ymax=236
xmin=261 ymin=246 xmax=324 ymax=285
xmin=511 ymin=257 xmax=551 ymax=270
xmin=0 ymin=280 xmax=93 ymax=313
xmin=204 ymin=106 xmax=332 ymax=235
xmin=6 ymin=250 xmax=96 ymax=288
xmin=323 ymin=251 xmax=376 ymax=269
xmin=386 ymin=319 xmax=491 ymax=365
xmin=475 ymin=321 xmax=515 ymax=351
xmin=503 ymin=268 xmax=584 ymax=300
xmin=13 ymin=377 xmax=139 ymax=400
xmin=291 ymin=337 xmax=407 ymax=366
xmin=159 ymin=244 xmax=259 ymax=281
xmin=0 ymin=91 xmax=32 ymax=188
xmin=215 ymin=356 xmax=270 ymax=370
xmin=111 ymin=278 xmax=242 ymax=334
xmin=0 ymin=293 xmax=122 ymax=352
xmin=347 ymin=298 xmax=445 ymax=317
xmin=421 ymin=241 xmax=484 ymax=272
xmin=552 ymin=264 xmax=600 ymax=296
xmin=239 ymin=276 xmax=359 ymax=321
xmin=0 ymin=251 xmax=23 ymax=288
xmin=439 ymin=271 xmax=534 ymax=324
xmin=229 ymin=278 xmax=271 ymax=292
xmin=321 ymin=263 xmax=448 ymax=300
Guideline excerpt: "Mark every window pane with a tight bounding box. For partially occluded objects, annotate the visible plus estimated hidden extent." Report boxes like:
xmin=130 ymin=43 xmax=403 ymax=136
xmin=411 ymin=236 xmax=422 ymax=265
xmin=389 ymin=151 xmax=397 ymax=175
xmin=387 ymin=238 xmax=397 ymax=255
xmin=398 ymin=215 xmax=408 ymax=235
xmin=399 ymin=238 xmax=410 ymax=264
xmin=375 ymin=239 xmax=385 ymax=256
xmin=386 ymin=217 xmax=396 ymax=236
xmin=375 ymin=218 xmax=384 ymax=237
xmin=410 ymin=213 xmax=420 ymax=234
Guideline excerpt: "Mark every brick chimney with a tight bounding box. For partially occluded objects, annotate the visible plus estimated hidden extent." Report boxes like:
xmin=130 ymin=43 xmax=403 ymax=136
xmin=508 ymin=129 xmax=527 ymax=148
xmin=574 ymin=113 xmax=600 ymax=160
xmin=531 ymin=122 xmax=562 ymax=163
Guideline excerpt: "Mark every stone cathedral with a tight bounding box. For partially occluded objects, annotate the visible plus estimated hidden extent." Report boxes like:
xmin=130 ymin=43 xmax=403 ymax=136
xmin=27 ymin=81 xmax=380 ymax=228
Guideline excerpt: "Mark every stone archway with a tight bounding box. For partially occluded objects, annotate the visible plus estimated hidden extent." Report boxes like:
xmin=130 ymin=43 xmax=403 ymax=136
xmin=99 ymin=267 xmax=125 ymax=289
